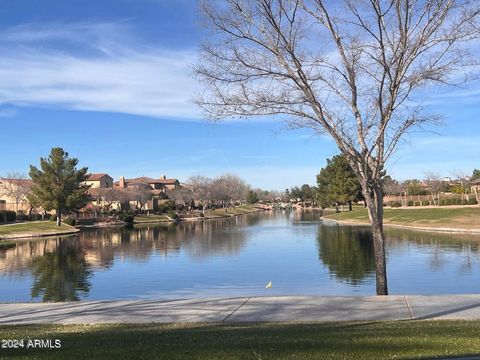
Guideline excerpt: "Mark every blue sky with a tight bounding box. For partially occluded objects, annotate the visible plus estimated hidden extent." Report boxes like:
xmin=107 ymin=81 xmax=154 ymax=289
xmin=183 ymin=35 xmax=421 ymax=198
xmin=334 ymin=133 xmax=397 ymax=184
xmin=0 ymin=0 xmax=479 ymax=190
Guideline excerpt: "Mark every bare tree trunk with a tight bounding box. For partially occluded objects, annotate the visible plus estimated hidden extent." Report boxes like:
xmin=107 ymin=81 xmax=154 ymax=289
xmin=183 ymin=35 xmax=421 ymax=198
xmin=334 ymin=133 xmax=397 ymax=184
xmin=56 ymin=209 xmax=61 ymax=226
xmin=363 ymin=185 xmax=388 ymax=296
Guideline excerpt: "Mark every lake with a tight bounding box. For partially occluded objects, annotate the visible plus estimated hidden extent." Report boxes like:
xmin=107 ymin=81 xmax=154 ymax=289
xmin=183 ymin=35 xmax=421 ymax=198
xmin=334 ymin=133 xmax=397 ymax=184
xmin=1 ymin=210 xmax=480 ymax=302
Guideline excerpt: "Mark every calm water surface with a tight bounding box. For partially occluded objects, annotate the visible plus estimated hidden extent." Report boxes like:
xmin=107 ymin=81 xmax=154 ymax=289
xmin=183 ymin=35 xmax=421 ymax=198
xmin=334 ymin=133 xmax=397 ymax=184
xmin=1 ymin=211 xmax=480 ymax=302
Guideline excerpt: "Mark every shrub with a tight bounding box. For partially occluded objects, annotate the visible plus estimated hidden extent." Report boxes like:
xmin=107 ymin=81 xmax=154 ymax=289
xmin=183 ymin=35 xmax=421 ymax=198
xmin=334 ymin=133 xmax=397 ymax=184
xmin=30 ymin=213 xmax=44 ymax=221
xmin=167 ymin=210 xmax=179 ymax=220
xmin=389 ymin=201 xmax=402 ymax=208
xmin=407 ymin=200 xmax=414 ymax=207
xmin=461 ymin=199 xmax=468 ymax=205
xmin=49 ymin=215 xmax=57 ymax=222
xmin=63 ymin=217 xmax=76 ymax=226
xmin=453 ymin=197 xmax=462 ymax=205
xmin=414 ymin=201 xmax=421 ymax=206
xmin=444 ymin=199 xmax=452 ymax=206
xmin=15 ymin=213 xmax=28 ymax=221
xmin=157 ymin=201 xmax=176 ymax=214
xmin=468 ymin=198 xmax=478 ymax=205
xmin=117 ymin=210 xmax=134 ymax=224
xmin=0 ymin=211 xmax=16 ymax=223
xmin=422 ymin=200 xmax=430 ymax=206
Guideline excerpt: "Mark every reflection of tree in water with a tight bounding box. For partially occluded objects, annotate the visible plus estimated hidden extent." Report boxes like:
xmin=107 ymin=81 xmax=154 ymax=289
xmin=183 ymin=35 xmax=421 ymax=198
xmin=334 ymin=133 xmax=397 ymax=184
xmin=179 ymin=217 xmax=250 ymax=259
xmin=385 ymin=229 xmax=480 ymax=273
xmin=317 ymin=225 xmax=375 ymax=285
xmin=30 ymin=238 xmax=91 ymax=302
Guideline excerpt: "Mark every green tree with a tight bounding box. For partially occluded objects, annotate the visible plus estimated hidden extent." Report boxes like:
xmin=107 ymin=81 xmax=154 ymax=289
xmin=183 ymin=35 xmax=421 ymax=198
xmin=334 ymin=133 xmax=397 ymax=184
xmin=246 ymin=190 xmax=259 ymax=204
xmin=316 ymin=155 xmax=362 ymax=211
xmin=28 ymin=148 xmax=90 ymax=226
xmin=472 ymin=169 xmax=480 ymax=181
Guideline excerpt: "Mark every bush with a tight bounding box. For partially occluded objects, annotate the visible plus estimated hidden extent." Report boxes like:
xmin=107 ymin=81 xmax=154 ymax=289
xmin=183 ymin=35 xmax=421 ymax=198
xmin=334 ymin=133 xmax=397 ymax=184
xmin=15 ymin=213 xmax=28 ymax=221
xmin=63 ymin=217 xmax=76 ymax=226
xmin=117 ymin=210 xmax=135 ymax=224
xmin=157 ymin=201 xmax=176 ymax=214
xmin=452 ymin=197 xmax=462 ymax=205
xmin=468 ymin=198 xmax=478 ymax=205
xmin=407 ymin=200 xmax=414 ymax=207
xmin=444 ymin=198 xmax=452 ymax=206
xmin=49 ymin=215 xmax=57 ymax=222
xmin=0 ymin=210 xmax=16 ymax=223
xmin=422 ymin=200 xmax=430 ymax=206
xmin=389 ymin=201 xmax=402 ymax=208
xmin=414 ymin=201 xmax=421 ymax=206
xmin=30 ymin=213 xmax=44 ymax=221
xmin=167 ymin=210 xmax=179 ymax=220
xmin=461 ymin=199 xmax=468 ymax=205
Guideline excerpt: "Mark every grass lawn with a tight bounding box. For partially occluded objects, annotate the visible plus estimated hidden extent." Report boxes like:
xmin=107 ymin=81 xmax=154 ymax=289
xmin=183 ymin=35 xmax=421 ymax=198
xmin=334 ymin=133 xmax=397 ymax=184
xmin=325 ymin=207 xmax=480 ymax=230
xmin=0 ymin=222 xmax=77 ymax=237
xmin=134 ymin=214 xmax=171 ymax=222
xmin=2 ymin=321 xmax=480 ymax=359
xmin=209 ymin=205 xmax=260 ymax=217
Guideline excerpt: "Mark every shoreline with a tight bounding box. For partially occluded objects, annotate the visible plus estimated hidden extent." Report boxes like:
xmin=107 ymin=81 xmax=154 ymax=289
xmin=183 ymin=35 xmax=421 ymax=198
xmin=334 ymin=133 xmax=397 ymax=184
xmin=321 ymin=216 xmax=480 ymax=234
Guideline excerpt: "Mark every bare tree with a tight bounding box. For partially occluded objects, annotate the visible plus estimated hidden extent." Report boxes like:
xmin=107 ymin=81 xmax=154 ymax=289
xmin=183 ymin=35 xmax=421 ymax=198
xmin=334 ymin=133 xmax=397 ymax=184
xmin=0 ymin=172 xmax=32 ymax=212
xmin=125 ymin=185 xmax=153 ymax=213
xmin=451 ymin=169 xmax=469 ymax=201
xmin=424 ymin=171 xmax=443 ymax=206
xmin=195 ymin=0 xmax=480 ymax=295
xmin=167 ymin=187 xmax=195 ymax=210
xmin=186 ymin=175 xmax=214 ymax=216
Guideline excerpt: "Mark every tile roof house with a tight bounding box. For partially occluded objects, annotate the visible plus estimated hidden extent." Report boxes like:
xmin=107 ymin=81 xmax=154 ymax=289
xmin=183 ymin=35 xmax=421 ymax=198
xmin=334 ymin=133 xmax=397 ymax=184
xmin=83 ymin=174 xmax=114 ymax=189
xmin=114 ymin=175 xmax=180 ymax=191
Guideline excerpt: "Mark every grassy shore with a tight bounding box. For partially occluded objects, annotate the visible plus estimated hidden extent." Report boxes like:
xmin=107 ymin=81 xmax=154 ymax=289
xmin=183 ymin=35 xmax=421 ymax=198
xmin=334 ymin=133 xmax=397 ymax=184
xmin=325 ymin=207 xmax=480 ymax=231
xmin=2 ymin=321 xmax=480 ymax=359
xmin=0 ymin=222 xmax=78 ymax=239
xmin=134 ymin=214 xmax=171 ymax=223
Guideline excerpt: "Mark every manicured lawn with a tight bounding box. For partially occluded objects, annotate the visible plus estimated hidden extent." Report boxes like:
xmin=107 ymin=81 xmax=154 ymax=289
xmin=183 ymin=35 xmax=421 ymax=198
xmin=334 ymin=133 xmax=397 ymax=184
xmin=0 ymin=222 xmax=76 ymax=236
xmin=325 ymin=207 xmax=480 ymax=229
xmin=134 ymin=214 xmax=171 ymax=222
xmin=209 ymin=205 xmax=260 ymax=217
xmin=2 ymin=321 xmax=480 ymax=359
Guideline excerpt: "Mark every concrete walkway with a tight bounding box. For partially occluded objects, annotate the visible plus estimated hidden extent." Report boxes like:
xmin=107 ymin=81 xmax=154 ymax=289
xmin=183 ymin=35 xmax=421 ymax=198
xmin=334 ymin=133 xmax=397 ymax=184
xmin=2 ymin=295 xmax=480 ymax=324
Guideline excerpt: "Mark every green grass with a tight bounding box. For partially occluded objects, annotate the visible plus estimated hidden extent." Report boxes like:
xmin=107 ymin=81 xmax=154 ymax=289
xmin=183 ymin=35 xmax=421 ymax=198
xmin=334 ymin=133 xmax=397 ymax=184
xmin=325 ymin=207 xmax=480 ymax=229
xmin=0 ymin=222 xmax=76 ymax=236
xmin=2 ymin=321 xmax=480 ymax=359
xmin=209 ymin=205 xmax=260 ymax=217
xmin=134 ymin=214 xmax=171 ymax=222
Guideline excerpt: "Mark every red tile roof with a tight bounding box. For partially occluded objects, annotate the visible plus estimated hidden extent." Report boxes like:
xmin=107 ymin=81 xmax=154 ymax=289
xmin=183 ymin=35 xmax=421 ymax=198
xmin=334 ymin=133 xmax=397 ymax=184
xmin=87 ymin=173 xmax=111 ymax=181
xmin=114 ymin=177 xmax=179 ymax=186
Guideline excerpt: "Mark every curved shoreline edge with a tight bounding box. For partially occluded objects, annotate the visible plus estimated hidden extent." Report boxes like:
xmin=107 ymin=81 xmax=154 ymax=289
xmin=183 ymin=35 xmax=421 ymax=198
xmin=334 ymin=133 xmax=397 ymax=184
xmin=0 ymin=228 xmax=80 ymax=240
xmin=321 ymin=216 xmax=480 ymax=234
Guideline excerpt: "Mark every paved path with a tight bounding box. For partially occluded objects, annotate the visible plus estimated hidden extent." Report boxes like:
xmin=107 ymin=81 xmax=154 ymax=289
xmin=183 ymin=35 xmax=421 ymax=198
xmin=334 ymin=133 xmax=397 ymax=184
xmin=2 ymin=295 xmax=480 ymax=324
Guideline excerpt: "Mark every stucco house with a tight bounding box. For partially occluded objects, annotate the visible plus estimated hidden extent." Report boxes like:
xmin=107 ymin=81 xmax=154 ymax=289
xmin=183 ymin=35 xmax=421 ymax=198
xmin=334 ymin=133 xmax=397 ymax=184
xmin=114 ymin=175 xmax=180 ymax=191
xmin=83 ymin=173 xmax=114 ymax=189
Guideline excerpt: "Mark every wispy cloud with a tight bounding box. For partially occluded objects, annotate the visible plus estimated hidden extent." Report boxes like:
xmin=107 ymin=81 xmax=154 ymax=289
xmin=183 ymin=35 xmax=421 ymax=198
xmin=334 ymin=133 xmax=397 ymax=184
xmin=0 ymin=21 xmax=200 ymax=119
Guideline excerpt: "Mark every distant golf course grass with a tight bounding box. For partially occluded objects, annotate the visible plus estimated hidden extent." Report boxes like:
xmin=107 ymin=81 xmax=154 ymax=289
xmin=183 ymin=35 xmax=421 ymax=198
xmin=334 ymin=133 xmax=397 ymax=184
xmin=2 ymin=321 xmax=480 ymax=359
xmin=325 ymin=207 xmax=480 ymax=229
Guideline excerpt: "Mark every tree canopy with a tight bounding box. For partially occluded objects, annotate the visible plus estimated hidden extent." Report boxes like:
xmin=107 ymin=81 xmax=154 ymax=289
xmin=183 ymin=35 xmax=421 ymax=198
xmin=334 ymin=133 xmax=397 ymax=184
xmin=316 ymin=155 xmax=362 ymax=210
xmin=28 ymin=148 xmax=90 ymax=226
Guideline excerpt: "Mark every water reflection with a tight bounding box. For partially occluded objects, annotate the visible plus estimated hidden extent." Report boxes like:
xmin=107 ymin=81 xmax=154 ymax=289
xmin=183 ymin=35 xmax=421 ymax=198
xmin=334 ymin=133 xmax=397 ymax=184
xmin=2 ymin=212 xmax=480 ymax=301
xmin=317 ymin=225 xmax=375 ymax=285
xmin=30 ymin=238 xmax=92 ymax=302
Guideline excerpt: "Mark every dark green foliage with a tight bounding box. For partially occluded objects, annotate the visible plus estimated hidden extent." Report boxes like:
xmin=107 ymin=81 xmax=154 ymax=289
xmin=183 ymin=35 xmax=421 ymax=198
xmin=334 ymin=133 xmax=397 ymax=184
xmin=167 ymin=210 xmax=179 ymax=220
xmin=28 ymin=148 xmax=90 ymax=225
xmin=468 ymin=198 xmax=478 ymax=205
xmin=63 ymin=218 xmax=76 ymax=226
xmin=0 ymin=210 xmax=16 ymax=223
xmin=117 ymin=210 xmax=135 ymax=224
xmin=422 ymin=200 xmax=430 ymax=206
xmin=414 ymin=201 xmax=421 ymax=206
xmin=246 ymin=190 xmax=259 ymax=204
xmin=49 ymin=215 xmax=57 ymax=222
xmin=316 ymin=155 xmax=362 ymax=209
xmin=472 ymin=169 xmax=480 ymax=181
xmin=407 ymin=200 xmax=414 ymax=207
xmin=389 ymin=201 xmax=402 ymax=208
xmin=15 ymin=212 xmax=28 ymax=221
xmin=157 ymin=201 xmax=176 ymax=214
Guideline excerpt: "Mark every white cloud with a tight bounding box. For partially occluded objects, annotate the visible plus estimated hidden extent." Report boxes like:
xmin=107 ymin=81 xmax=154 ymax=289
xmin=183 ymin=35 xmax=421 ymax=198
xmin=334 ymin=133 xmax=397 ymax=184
xmin=0 ymin=21 xmax=200 ymax=119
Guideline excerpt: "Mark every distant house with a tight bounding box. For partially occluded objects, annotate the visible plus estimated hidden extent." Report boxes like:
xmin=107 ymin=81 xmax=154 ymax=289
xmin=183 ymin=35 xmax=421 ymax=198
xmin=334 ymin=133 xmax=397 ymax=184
xmin=0 ymin=178 xmax=33 ymax=213
xmin=114 ymin=175 xmax=180 ymax=191
xmin=471 ymin=179 xmax=480 ymax=194
xmin=83 ymin=173 xmax=114 ymax=189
